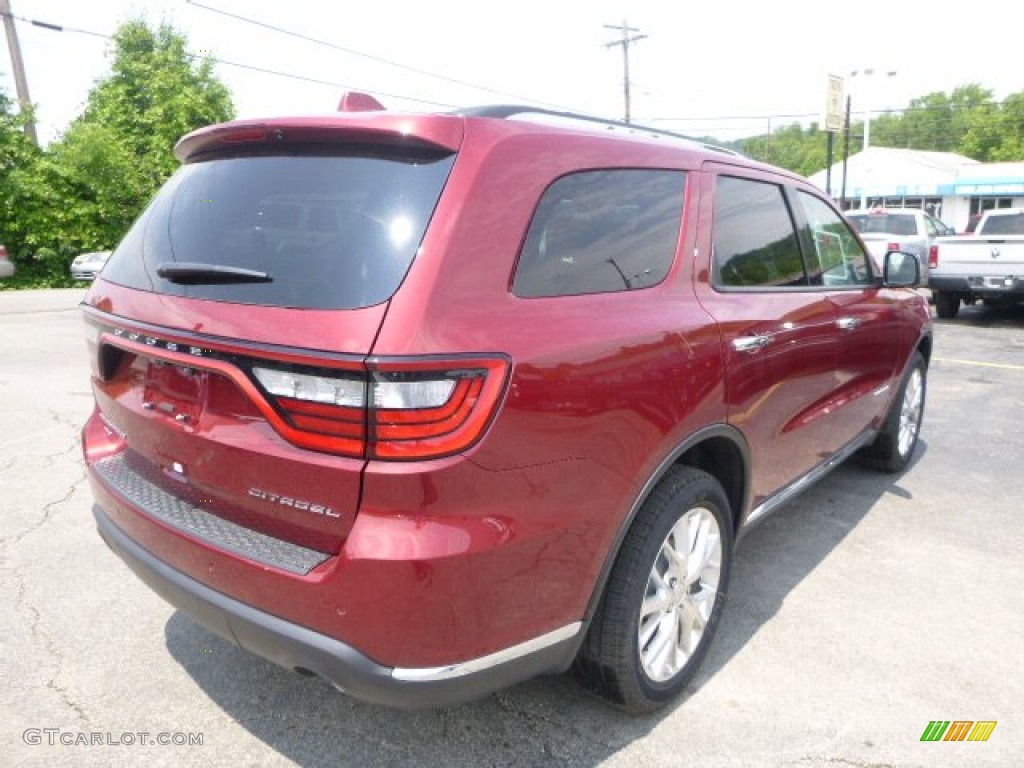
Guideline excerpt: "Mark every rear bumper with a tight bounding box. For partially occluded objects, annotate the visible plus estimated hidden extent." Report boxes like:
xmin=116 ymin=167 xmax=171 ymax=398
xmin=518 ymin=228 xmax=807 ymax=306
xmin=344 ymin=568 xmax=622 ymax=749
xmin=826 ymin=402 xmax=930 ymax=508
xmin=929 ymin=273 xmax=1024 ymax=296
xmin=94 ymin=505 xmax=582 ymax=708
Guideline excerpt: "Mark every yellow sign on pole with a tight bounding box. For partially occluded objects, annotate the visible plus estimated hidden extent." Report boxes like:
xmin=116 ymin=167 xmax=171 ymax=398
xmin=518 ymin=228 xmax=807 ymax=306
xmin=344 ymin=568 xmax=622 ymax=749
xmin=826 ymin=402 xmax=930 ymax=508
xmin=824 ymin=75 xmax=845 ymax=133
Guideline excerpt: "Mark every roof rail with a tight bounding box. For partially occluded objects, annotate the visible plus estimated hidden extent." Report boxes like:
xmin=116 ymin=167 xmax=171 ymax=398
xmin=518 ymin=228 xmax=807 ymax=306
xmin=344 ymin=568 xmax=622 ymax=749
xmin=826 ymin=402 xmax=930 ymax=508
xmin=455 ymin=105 xmax=741 ymax=157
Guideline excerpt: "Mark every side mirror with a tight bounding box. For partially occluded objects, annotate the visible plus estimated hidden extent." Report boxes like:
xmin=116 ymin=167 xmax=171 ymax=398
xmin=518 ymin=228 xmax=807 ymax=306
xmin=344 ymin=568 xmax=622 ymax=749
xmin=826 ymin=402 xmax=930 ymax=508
xmin=883 ymin=250 xmax=920 ymax=287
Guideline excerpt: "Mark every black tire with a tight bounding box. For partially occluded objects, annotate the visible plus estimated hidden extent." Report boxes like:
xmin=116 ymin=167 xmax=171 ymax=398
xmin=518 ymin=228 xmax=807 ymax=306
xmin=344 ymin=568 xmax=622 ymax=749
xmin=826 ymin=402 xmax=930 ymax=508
xmin=573 ymin=467 xmax=733 ymax=713
xmin=859 ymin=352 xmax=927 ymax=472
xmin=934 ymin=291 xmax=960 ymax=319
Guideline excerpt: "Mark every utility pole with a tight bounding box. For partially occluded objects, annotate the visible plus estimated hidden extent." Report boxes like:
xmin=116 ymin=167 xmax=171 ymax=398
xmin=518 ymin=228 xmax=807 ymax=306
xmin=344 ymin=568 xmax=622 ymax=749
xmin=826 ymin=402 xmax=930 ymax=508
xmin=841 ymin=95 xmax=852 ymax=208
xmin=603 ymin=20 xmax=646 ymax=124
xmin=1 ymin=0 xmax=37 ymax=145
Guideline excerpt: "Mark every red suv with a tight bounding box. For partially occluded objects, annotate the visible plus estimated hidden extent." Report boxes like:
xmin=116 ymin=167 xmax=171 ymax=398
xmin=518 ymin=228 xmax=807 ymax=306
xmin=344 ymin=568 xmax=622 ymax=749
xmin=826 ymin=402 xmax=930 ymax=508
xmin=82 ymin=102 xmax=931 ymax=712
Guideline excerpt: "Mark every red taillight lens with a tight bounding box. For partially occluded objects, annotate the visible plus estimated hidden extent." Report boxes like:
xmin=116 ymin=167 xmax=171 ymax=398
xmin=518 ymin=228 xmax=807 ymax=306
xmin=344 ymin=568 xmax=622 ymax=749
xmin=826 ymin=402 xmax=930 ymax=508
xmin=887 ymin=242 xmax=901 ymax=253
xmin=252 ymin=366 xmax=367 ymax=456
xmin=368 ymin=358 xmax=509 ymax=460
xmin=928 ymin=244 xmax=939 ymax=269
xmin=251 ymin=357 xmax=509 ymax=460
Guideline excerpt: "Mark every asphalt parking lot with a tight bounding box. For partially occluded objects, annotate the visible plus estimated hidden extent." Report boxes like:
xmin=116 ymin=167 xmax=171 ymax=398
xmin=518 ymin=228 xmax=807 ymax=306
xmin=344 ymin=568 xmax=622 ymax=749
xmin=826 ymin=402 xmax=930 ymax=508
xmin=2 ymin=288 xmax=1022 ymax=768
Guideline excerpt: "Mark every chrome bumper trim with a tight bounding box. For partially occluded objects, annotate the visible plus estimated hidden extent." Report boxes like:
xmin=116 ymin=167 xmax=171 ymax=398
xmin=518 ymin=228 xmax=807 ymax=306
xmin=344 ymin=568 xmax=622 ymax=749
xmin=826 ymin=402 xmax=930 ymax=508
xmin=391 ymin=622 xmax=583 ymax=682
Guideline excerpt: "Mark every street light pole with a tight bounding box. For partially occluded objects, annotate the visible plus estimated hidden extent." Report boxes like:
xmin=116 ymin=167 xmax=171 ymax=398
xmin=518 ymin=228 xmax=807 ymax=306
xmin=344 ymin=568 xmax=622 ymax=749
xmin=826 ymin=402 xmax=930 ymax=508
xmin=850 ymin=68 xmax=896 ymax=208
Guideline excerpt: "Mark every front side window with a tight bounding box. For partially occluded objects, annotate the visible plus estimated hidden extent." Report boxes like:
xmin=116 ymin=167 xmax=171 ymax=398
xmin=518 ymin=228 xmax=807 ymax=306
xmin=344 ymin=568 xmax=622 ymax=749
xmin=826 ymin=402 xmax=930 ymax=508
xmin=797 ymin=191 xmax=873 ymax=287
xmin=712 ymin=176 xmax=806 ymax=288
xmin=513 ymin=169 xmax=685 ymax=298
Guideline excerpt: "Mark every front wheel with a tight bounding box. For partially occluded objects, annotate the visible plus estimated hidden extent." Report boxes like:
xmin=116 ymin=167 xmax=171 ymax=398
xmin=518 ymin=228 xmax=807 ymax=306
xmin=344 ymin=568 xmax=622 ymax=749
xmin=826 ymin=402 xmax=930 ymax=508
xmin=573 ymin=467 xmax=733 ymax=712
xmin=859 ymin=352 xmax=927 ymax=472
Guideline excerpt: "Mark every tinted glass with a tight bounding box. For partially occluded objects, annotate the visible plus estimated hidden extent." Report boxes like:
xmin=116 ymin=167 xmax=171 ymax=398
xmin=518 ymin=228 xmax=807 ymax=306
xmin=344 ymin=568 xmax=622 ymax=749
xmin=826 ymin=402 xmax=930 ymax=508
xmin=797 ymin=192 xmax=874 ymax=287
xmin=846 ymin=213 xmax=917 ymax=236
xmin=980 ymin=212 xmax=1024 ymax=235
xmin=103 ymin=149 xmax=456 ymax=309
xmin=712 ymin=176 xmax=806 ymax=288
xmin=513 ymin=170 xmax=685 ymax=298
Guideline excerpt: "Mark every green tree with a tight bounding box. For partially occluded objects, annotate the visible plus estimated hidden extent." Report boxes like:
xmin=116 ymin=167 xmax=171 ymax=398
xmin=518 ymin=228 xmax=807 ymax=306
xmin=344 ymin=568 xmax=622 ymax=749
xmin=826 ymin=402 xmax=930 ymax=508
xmin=74 ymin=19 xmax=234 ymax=186
xmin=0 ymin=87 xmax=42 ymax=257
xmin=51 ymin=19 xmax=235 ymax=246
xmin=894 ymin=84 xmax=994 ymax=153
xmin=738 ymin=84 xmax=1024 ymax=178
xmin=3 ymin=19 xmax=234 ymax=288
xmin=962 ymin=92 xmax=1024 ymax=162
xmin=741 ymin=122 xmax=828 ymax=177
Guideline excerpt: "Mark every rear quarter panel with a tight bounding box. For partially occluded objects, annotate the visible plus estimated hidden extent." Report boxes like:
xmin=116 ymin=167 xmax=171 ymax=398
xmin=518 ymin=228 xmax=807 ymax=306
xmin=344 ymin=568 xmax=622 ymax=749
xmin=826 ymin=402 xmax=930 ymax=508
xmin=361 ymin=123 xmax=729 ymax=649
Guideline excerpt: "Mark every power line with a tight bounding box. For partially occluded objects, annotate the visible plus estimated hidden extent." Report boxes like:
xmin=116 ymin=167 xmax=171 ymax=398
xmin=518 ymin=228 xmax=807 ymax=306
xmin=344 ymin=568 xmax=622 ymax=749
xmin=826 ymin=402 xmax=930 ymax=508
xmin=1 ymin=10 xmax=458 ymax=109
xmin=207 ymin=57 xmax=458 ymax=108
xmin=645 ymin=97 xmax=1020 ymax=125
xmin=1 ymin=7 xmax=107 ymax=38
xmin=184 ymin=0 xmax=572 ymax=110
xmin=8 ymin=9 xmax=1018 ymax=140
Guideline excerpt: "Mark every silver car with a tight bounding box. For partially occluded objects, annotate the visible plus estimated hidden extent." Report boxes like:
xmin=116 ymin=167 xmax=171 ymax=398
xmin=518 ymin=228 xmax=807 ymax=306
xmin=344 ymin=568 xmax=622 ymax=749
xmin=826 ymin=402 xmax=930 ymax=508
xmin=0 ymin=244 xmax=14 ymax=279
xmin=70 ymin=251 xmax=112 ymax=281
xmin=845 ymin=209 xmax=951 ymax=281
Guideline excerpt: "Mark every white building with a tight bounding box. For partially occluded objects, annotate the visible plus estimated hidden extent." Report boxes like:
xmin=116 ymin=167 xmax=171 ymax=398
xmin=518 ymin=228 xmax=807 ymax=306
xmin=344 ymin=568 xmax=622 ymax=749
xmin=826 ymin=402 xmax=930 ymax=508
xmin=807 ymin=147 xmax=1024 ymax=231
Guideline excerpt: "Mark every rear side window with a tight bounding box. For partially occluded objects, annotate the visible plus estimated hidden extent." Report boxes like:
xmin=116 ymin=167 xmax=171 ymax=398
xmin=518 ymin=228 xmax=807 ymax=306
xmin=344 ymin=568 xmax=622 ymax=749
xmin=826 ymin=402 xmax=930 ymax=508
xmin=103 ymin=148 xmax=456 ymax=310
xmin=513 ymin=170 xmax=685 ymax=298
xmin=712 ymin=176 xmax=807 ymax=288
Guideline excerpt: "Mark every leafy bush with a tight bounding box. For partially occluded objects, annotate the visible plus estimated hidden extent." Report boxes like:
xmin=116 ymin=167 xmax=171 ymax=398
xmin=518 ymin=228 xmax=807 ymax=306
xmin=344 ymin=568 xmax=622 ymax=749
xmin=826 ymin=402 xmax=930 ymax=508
xmin=0 ymin=19 xmax=233 ymax=290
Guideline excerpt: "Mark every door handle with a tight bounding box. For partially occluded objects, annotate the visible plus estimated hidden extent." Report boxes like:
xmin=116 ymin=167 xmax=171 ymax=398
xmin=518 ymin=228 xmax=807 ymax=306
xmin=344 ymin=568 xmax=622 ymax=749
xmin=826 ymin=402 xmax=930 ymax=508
xmin=732 ymin=335 xmax=772 ymax=354
xmin=837 ymin=316 xmax=862 ymax=331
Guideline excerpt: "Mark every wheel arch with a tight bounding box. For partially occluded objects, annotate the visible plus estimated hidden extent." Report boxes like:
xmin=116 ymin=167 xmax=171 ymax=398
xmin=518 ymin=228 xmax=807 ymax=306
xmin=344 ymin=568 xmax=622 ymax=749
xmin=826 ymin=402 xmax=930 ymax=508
xmin=582 ymin=424 xmax=750 ymax=622
xmin=916 ymin=330 xmax=933 ymax=366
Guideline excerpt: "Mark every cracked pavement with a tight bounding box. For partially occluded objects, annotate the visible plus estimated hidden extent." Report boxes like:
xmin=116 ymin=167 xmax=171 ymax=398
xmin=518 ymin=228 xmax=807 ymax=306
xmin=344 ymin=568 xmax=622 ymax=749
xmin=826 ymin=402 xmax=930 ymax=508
xmin=1 ymin=289 xmax=1022 ymax=768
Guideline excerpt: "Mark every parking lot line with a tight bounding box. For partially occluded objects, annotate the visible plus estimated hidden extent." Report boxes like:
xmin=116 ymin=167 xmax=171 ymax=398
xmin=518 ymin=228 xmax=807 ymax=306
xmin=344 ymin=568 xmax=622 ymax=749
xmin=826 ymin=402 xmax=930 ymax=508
xmin=933 ymin=356 xmax=1024 ymax=372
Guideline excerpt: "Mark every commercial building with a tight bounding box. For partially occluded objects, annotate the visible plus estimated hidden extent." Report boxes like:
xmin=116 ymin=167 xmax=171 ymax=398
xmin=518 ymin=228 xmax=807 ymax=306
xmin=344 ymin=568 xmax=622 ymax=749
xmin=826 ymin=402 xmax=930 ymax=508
xmin=807 ymin=147 xmax=1024 ymax=231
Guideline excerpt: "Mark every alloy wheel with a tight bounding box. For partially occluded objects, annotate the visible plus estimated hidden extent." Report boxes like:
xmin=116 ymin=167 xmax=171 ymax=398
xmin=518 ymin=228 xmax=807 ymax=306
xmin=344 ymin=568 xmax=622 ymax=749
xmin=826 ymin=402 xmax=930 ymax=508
xmin=638 ymin=506 xmax=723 ymax=683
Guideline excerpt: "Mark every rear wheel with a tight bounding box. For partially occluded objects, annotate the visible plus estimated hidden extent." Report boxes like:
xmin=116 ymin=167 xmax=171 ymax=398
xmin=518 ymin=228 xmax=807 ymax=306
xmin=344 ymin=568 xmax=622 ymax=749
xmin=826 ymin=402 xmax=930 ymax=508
xmin=859 ymin=352 xmax=926 ymax=472
xmin=934 ymin=291 xmax=960 ymax=319
xmin=574 ymin=467 xmax=733 ymax=712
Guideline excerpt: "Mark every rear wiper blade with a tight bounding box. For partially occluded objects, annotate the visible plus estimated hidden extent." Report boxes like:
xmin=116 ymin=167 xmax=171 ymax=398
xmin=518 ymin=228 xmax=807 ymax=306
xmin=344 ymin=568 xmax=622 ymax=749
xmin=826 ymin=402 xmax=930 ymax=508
xmin=156 ymin=262 xmax=272 ymax=284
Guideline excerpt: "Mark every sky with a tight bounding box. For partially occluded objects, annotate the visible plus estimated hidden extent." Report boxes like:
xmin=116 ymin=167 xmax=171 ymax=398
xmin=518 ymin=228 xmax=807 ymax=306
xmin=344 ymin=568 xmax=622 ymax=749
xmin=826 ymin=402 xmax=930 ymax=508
xmin=2 ymin=0 xmax=1022 ymax=147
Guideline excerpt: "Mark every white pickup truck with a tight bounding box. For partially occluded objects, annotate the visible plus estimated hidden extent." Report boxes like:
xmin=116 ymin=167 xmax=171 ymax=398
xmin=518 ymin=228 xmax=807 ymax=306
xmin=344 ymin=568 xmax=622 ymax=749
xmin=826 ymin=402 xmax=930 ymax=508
xmin=928 ymin=208 xmax=1024 ymax=319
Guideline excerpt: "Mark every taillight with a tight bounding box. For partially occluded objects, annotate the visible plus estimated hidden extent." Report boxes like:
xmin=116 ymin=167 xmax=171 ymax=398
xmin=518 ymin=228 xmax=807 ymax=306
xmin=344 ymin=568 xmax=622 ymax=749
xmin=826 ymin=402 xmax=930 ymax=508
xmin=253 ymin=366 xmax=366 ymax=456
xmin=887 ymin=242 xmax=901 ymax=253
xmin=250 ymin=357 xmax=509 ymax=460
xmin=368 ymin=358 xmax=508 ymax=460
xmin=928 ymin=245 xmax=939 ymax=269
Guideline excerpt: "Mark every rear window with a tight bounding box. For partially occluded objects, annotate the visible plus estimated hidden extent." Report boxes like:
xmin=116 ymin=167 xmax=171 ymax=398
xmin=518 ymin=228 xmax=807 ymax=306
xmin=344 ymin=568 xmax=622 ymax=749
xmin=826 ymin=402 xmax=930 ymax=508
xmin=846 ymin=213 xmax=917 ymax=236
xmin=979 ymin=212 xmax=1024 ymax=235
xmin=103 ymin=147 xmax=456 ymax=309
